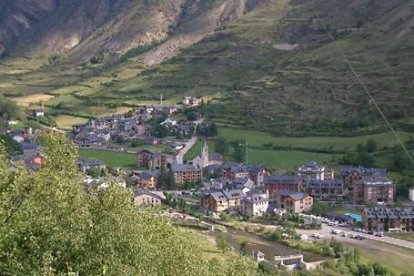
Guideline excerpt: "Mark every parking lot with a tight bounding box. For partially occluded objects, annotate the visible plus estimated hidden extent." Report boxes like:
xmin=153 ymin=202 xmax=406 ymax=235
xmin=297 ymin=223 xmax=414 ymax=250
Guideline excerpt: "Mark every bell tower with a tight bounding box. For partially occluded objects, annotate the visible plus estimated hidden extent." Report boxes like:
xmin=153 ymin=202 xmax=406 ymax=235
xmin=201 ymin=140 xmax=209 ymax=168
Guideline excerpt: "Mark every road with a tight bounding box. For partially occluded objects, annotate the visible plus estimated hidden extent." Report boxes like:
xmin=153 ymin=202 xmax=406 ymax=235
xmin=240 ymin=221 xmax=414 ymax=251
xmin=297 ymin=224 xmax=414 ymax=250
xmin=40 ymin=125 xmax=66 ymax=134
xmin=176 ymin=136 xmax=197 ymax=164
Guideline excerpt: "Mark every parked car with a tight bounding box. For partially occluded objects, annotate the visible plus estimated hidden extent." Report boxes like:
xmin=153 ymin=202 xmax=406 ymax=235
xmin=313 ymin=233 xmax=325 ymax=239
xmin=331 ymin=229 xmax=342 ymax=235
xmin=374 ymin=232 xmax=384 ymax=237
xmin=356 ymin=235 xmax=365 ymax=240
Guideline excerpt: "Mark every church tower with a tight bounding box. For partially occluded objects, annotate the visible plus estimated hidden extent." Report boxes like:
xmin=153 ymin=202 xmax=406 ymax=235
xmin=201 ymin=140 xmax=209 ymax=168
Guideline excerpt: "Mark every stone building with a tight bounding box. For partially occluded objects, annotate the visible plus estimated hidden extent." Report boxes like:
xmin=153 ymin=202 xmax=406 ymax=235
xmin=264 ymin=175 xmax=302 ymax=199
xmin=362 ymin=207 xmax=414 ymax=232
xmin=171 ymin=164 xmax=202 ymax=184
xmin=353 ymin=176 xmax=395 ymax=204
xmin=297 ymin=161 xmax=334 ymax=182
xmin=305 ymin=180 xmax=344 ymax=200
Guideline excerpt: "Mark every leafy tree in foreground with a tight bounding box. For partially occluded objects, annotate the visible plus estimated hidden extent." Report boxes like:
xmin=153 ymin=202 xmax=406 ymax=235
xmin=0 ymin=132 xmax=258 ymax=275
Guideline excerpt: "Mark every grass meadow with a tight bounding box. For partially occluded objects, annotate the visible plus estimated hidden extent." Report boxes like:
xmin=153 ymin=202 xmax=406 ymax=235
xmin=248 ymin=148 xmax=338 ymax=172
xmin=54 ymin=115 xmax=89 ymax=130
xmin=218 ymin=127 xmax=413 ymax=150
xmin=78 ymin=149 xmax=136 ymax=168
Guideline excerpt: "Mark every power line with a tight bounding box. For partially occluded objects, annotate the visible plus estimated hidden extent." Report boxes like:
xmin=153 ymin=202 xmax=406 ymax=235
xmin=305 ymin=0 xmax=414 ymax=164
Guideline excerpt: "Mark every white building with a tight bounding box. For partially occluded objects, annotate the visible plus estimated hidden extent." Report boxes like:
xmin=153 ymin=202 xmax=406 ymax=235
xmin=97 ymin=132 xmax=111 ymax=142
xmin=12 ymin=135 xmax=24 ymax=143
xmin=241 ymin=189 xmax=269 ymax=217
xmin=252 ymin=250 xmax=265 ymax=262
xmin=160 ymin=118 xmax=177 ymax=126
xmin=409 ymin=187 xmax=414 ymax=202
xmin=33 ymin=110 xmax=45 ymax=117
xmin=182 ymin=96 xmax=200 ymax=107
xmin=297 ymin=161 xmax=334 ymax=181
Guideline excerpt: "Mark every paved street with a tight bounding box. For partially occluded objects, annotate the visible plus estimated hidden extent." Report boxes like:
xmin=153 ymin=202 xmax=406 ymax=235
xmin=297 ymin=224 xmax=414 ymax=250
xmin=176 ymin=136 xmax=197 ymax=164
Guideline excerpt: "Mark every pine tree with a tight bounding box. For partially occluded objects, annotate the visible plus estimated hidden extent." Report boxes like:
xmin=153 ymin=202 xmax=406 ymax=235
xmin=167 ymin=167 xmax=176 ymax=190
xmin=158 ymin=166 xmax=168 ymax=189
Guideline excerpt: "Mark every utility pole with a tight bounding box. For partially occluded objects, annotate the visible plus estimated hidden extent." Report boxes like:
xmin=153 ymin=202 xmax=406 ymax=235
xmin=160 ymin=93 xmax=163 ymax=106
xmin=244 ymin=141 xmax=249 ymax=165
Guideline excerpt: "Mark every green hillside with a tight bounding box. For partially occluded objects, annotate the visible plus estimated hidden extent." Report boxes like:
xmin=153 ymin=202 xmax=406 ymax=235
xmin=0 ymin=0 xmax=413 ymax=137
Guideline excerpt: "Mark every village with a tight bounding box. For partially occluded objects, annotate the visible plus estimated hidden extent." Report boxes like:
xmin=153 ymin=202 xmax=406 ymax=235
xmin=2 ymin=97 xmax=414 ymax=272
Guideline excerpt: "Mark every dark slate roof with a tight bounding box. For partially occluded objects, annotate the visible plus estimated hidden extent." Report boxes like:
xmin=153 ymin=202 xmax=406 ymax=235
xmin=77 ymin=158 xmax=104 ymax=167
xmin=245 ymin=193 xmax=268 ymax=204
xmin=363 ymin=176 xmax=394 ymax=186
xmin=22 ymin=142 xmax=38 ymax=150
xmin=340 ymin=166 xmax=387 ymax=177
xmin=288 ymin=193 xmax=308 ymax=201
xmin=141 ymin=171 xmax=158 ymax=180
xmin=203 ymin=164 xmax=222 ymax=172
xmin=246 ymin=164 xmax=265 ymax=174
xmin=171 ymin=163 xmax=200 ymax=172
xmin=137 ymin=149 xmax=154 ymax=155
xmin=209 ymin=152 xmax=223 ymax=162
xmin=306 ymin=180 xmax=344 ymax=189
xmin=279 ymin=190 xmax=307 ymax=201
xmin=248 ymin=188 xmax=266 ymax=195
xmin=263 ymin=175 xmax=299 ymax=184
xmin=230 ymin=166 xmax=249 ymax=173
xmin=232 ymin=177 xmax=251 ymax=186
xmin=223 ymin=189 xmax=246 ymax=200
xmin=222 ymin=161 xmax=240 ymax=170
xmin=85 ymin=134 xmax=103 ymax=143
xmin=134 ymin=188 xmax=163 ymax=200
xmin=209 ymin=191 xmax=227 ymax=202
xmin=363 ymin=207 xmax=414 ymax=219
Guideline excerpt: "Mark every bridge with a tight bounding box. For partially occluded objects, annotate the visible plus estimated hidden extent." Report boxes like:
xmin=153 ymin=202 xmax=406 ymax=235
xmin=275 ymin=254 xmax=304 ymax=268
xmin=200 ymin=222 xmax=214 ymax=232
xmin=275 ymin=254 xmax=324 ymax=271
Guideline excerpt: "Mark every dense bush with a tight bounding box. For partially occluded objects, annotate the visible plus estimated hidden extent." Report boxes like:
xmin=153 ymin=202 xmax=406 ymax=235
xmin=0 ymin=133 xmax=260 ymax=275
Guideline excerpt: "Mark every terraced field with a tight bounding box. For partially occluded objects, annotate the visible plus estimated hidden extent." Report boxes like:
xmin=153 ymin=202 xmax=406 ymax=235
xmin=1 ymin=0 xmax=412 ymax=137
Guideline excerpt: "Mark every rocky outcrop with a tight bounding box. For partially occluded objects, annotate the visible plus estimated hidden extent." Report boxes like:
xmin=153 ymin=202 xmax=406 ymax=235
xmin=0 ymin=0 xmax=57 ymax=55
xmin=0 ymin=0 xmax=266 ymax=62
xmin=143 ymin=0 xmax=267 ymax=65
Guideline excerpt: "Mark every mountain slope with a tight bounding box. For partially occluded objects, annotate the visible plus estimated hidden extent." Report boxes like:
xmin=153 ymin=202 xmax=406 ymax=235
xmin=0 ymin=0 xmax=267 ymax=62
xmin=1 ymin=0 xmax=413 ymax=136
xmin=117 ymin=0 xmax=414 ymax=135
